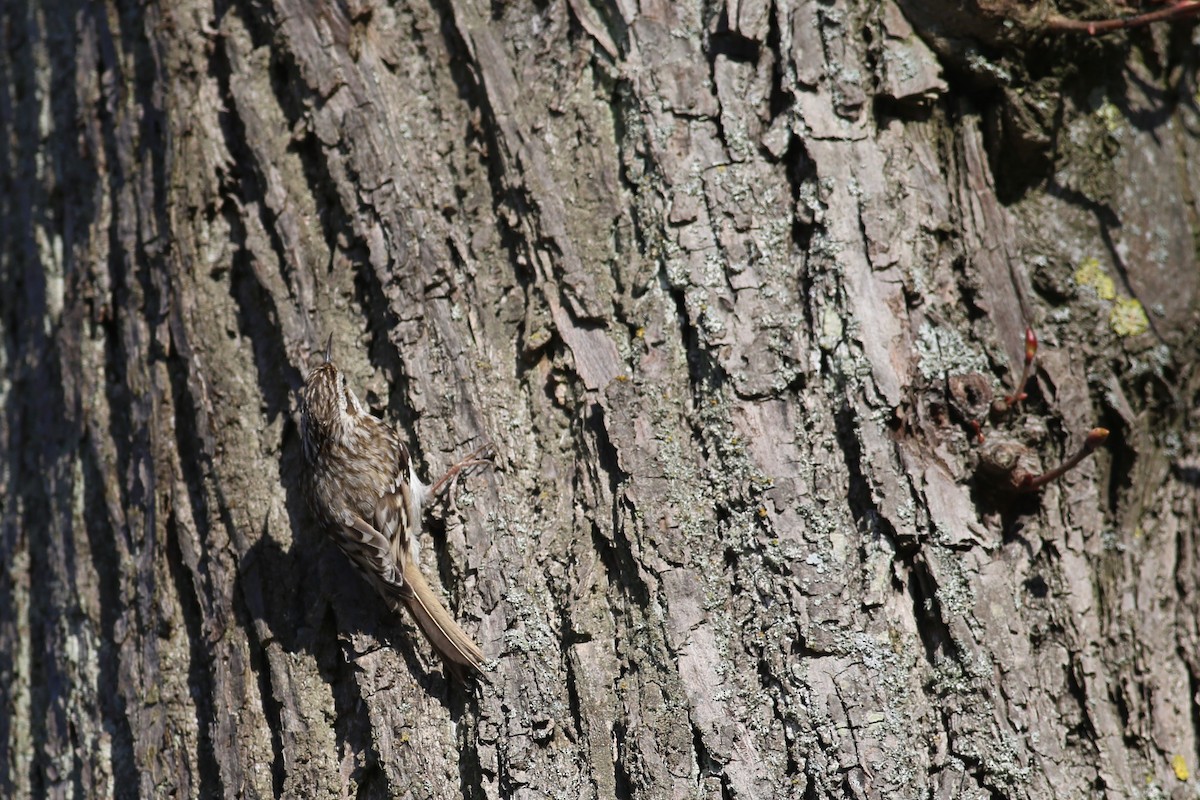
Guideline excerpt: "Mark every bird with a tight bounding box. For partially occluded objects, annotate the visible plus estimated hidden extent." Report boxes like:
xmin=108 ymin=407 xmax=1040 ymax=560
xmin=299 ymin=335 xmax=487 ymax=671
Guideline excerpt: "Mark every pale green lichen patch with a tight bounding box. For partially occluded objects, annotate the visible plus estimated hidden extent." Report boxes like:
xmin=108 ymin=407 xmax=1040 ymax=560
xmin=1073 ymin=257 xmax=1116 ymax=300
xmin=1109 ymin=297 xmax=1150 ymax=337
xmin=1073 ymin=257 xmax=1149 ymax=337
xmin=1094 ymin=100 xmax=1123 ymax=136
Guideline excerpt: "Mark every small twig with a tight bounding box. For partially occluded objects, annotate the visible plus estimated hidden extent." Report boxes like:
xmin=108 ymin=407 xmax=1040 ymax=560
xmin=428 ymin=442 xmax=495 ymax=499
xmin=1005 ymin=326 xmax=1038 ymax=410
xmin=1044 ymin=1 xmax=1200 ymax=34
xmin=1017 ymin=428 xmax=1110 ymax=493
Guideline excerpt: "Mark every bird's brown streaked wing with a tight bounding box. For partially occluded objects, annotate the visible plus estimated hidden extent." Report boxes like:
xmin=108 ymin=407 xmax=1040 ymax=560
xmin=342 ymin=514 xmax=408 ymax=596
xmin=347 ymin=516 xmax=483 ymax=670
xmin=374 ymin=439 xmax=416 ymax=572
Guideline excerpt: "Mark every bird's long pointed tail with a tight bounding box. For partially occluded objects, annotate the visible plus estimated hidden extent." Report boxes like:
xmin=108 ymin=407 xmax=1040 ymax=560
xmin=401 ymin=561 xmax=484 ymax=670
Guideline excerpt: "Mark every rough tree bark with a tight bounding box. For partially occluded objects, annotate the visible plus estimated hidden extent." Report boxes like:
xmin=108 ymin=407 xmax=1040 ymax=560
xmin=2 ymin=0 xmax=1198 ymax=798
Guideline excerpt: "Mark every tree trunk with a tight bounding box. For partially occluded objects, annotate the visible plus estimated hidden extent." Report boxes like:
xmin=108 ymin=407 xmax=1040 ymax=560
xmin=3 ymin=0 xmax=1198 ymax=797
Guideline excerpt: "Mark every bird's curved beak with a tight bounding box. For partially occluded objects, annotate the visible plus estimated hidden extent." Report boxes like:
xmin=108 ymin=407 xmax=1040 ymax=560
xmin=324 ymin=334 xmax=333 ymax=364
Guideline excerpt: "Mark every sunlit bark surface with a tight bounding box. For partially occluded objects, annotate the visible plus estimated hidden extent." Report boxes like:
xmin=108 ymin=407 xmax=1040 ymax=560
xmin=2 ymin=1 xmax=1198 ymax=797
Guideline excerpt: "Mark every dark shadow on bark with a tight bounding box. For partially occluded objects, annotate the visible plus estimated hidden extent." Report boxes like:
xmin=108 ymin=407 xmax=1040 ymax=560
xmin=163 ymin=509 xmax=223 ymax=798
xmin=80 ymin=443 xmax=140 ymax=796
xmin=239 ymin=518 xmax=290 ymax=795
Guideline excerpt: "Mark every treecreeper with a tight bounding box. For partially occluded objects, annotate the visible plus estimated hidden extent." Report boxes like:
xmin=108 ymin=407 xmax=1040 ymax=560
xmin=299 ymin=336 xmax=489 ymax=671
